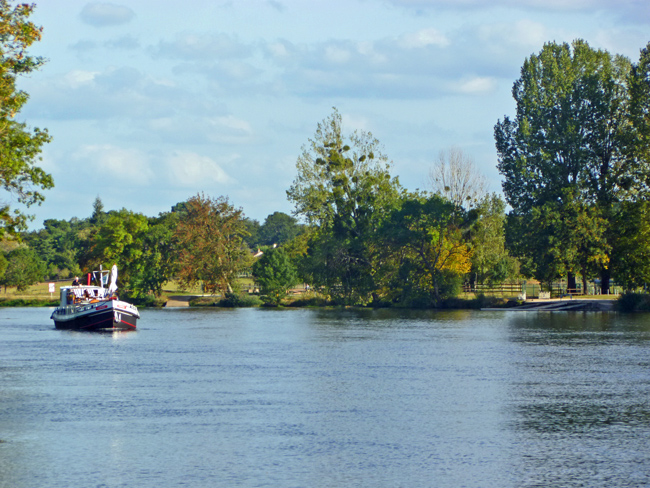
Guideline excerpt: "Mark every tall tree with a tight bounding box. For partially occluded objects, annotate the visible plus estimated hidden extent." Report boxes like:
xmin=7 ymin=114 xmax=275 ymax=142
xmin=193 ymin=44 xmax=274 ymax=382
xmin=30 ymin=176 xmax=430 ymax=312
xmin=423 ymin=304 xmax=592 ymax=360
xmin=174 ymin=193 xmax=251 ymax=294
xmin=623 ymin=42 xmax=650 ymax=197
xmin=495 ymin=40 xmax=631 ymax=293
xmin=0 ymin=2 xmax=52 ymax=236
xmin=428 ymin=146 xmax=486 ymax=210
xmin=287 ymin=108 xmax=402 ymax=303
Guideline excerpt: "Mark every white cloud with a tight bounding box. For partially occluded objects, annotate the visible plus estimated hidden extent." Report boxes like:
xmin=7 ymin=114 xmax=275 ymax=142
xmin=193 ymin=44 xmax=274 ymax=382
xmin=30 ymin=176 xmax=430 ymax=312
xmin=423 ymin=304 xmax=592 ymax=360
xmin=73 ymin=145 xmax=154 ymax=184
xmin=400 ymin=28 xmax=450 ymax=48
xmin=511 ymin=19 xmax=547 ymax=47
xmin=165 ymin=152 xmax=234 ymax=186
xmin=153 ymin=33 xmax=252 ymax=61
xmin=206 ymin=116 xmax=254 ymax=144
xmin=454 ymin=76 xmax=498 ymax=94
xmin=80 ymin=3 xmax=135 ymax=27
xmin=64 ymin=70 xmax=99 ymax=88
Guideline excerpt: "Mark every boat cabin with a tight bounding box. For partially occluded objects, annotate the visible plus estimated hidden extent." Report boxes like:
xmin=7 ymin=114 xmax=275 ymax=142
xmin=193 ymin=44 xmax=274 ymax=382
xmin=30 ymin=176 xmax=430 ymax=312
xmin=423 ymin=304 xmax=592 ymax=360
xmin=59 ymin=286 xmax=114 ymax=307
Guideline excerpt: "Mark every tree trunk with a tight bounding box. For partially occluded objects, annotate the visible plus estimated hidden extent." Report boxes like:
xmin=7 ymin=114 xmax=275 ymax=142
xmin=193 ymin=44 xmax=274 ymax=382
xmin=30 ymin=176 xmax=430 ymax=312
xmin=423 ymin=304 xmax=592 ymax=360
xmin=567 ymin=272 xmax=577 ymax=295
xmin=600 ymin=267 xmax=610 ymax=295
xmin=581 ymin=265 xmax=588 ymax=295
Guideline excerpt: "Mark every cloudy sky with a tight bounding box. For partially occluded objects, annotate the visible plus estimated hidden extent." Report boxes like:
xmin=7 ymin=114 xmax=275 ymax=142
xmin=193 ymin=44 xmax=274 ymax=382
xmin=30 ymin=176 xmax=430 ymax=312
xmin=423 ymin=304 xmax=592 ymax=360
xmin=16 ymin=0 xmax=650 ymax=227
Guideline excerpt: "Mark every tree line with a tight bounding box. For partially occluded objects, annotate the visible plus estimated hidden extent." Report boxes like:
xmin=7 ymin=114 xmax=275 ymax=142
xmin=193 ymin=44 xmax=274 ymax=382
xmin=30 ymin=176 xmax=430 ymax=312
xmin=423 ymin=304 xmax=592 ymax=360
xmin=1 ymin=3 xmax=650 ymax=305
xmin=10 ymin=108 xmax=517 ymax=306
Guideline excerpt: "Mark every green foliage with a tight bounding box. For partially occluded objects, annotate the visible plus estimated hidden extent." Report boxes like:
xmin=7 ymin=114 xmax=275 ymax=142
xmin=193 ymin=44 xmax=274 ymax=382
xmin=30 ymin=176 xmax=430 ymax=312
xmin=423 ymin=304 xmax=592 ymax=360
xmin=24 ymin=218 xmax=84 ymax=279
xmin=286 ymin=293 xmax=331 ymax=307
xmin=469 ymin=194 xmax=519 ymax=286
xmin=131 ymin=212 xmax=179 ymax=297
xmin=496 ymin=40 xmax=641 ymax=293
xmin=381 ymin=192 xmax=472 ymax=305
xmin=175 ymin=193 xmax=252 ymax=294
xmin=215 ymin=292 xmax=262 ymax=308
xmin=0 ymin=298 xmax=58 ymax=307
xmin=258 ymin=212 xmax=303 ymax=247
xmin=241 ymin=217 xmax=261 ymax=249
xmin=617 ymin=292 xmax=650 ymax=312
xmin=90 ymin=197 xmax=107 ymax=226
xmin=120 ymin=292 xmax=166 ymax=308
xmin=1 ymin=247 xmax=45 ymax=291
xmin=287 ymin=108 xmax=402 ymax=303
xmin=609 ymin=201 xmax=650 ymax=291
xmin=252 ymin=247 xmax=298 ymax=305
xmin=0 ymin=2 xmax=52 ymax=237
xmin=496 ymin=40 xmax=630 ymax=212
xmin=88 ymin=209 xmax=149 ymax=295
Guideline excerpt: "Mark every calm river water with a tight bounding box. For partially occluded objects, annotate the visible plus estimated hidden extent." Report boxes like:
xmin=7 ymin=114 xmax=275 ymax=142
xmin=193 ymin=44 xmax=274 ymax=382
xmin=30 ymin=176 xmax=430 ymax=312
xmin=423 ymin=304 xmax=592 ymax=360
xmin=1 ymin=307 xmax=650 ymax=487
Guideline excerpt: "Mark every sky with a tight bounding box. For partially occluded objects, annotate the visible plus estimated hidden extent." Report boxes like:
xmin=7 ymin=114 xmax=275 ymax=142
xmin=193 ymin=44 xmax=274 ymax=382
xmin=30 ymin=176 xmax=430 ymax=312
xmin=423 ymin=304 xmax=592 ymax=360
xmin=14 ymin=0 xmax=650 ymax=228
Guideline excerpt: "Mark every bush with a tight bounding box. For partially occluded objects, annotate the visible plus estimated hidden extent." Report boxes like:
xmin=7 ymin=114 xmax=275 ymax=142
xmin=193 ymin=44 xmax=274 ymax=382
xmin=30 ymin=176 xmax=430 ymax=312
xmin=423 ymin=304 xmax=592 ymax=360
xmin=617 ymin=292 xmax=650 ymax=312
xmin=286 ymin=292 xmax=331 ymax=307
xmin=216 ymin=292 xmax=262 ymax=308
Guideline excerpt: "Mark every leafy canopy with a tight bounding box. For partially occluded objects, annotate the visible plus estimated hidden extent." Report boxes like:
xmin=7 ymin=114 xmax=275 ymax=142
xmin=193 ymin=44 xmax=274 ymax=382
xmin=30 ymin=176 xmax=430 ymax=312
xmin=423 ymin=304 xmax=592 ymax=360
xmin=0 ymin=2 xmax=52 ymax=236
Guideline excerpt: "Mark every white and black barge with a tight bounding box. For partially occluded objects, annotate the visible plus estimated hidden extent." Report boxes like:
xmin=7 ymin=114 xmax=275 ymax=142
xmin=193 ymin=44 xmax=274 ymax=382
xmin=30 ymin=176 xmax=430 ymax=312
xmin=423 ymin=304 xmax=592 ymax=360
xmin=51 ymin=266 xmax=139 ymax=331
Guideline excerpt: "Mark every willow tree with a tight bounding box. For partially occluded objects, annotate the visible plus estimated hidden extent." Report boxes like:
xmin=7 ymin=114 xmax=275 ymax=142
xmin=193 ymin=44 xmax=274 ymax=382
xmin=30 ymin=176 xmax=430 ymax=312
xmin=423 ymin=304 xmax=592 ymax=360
xmin=495 ymin=40 xmax=631 ymax=293
xmin=287 ymin=108 xmax=402 ymax=304
xmin=0 ymin=2 xmax=52 ymax=236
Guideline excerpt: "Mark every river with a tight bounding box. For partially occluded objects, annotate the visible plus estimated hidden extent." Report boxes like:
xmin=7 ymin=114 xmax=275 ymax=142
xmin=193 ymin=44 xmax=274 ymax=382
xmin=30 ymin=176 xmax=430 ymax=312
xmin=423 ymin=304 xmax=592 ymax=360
xmin=1 ymin=307 xmax=649 ymax=487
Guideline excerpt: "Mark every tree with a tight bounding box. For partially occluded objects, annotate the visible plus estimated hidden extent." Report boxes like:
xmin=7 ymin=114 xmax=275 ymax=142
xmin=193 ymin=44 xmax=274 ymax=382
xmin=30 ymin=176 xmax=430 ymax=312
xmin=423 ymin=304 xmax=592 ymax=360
xmin=287 ymin=108 xmax=402 ymax=303
xmin=2 ymin=246 xmax=44 ymax=291
xmin=258 ymin=212 xmax=303 ymax=247
xmin=174 ymin=193 xmax=251 ymax=294
xmin=624 ymin=42 xmax=650 ymax=197
xmin=608 ymin=201 xmax=650 ymax=291
xmin=88 ymin=209 xmax=149 ymax=295
xmin=381 ymin=193 xmax=472 ymax=305
xmin=495 ymin=40 xmax=632 ymax=293
xmin=513 ymin=189 xmax=610 ymax=291
xmin=90 ymin=196 xmax=107 ymax=226
xmin=469 ymin=194 xmax=519 ymax=286
xmin=428 ymin=146 xmax=486 ymax=210
xmin=252 ymin=247 xmax=298 ymax=305
xmin=0 ymin=2 xmax=52 ymax=237
xmin=241 ymin=217 xmax=261 ymax=249
xmin=23 ymin=218 xmax=82 ymax=279
xmin=128 ymin=211 xmax=179 ymax=298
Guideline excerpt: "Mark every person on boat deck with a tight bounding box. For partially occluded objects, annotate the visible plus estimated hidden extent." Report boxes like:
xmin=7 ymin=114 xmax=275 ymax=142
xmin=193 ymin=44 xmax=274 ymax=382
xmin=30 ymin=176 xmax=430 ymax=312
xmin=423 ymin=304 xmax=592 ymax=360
xmin=72 ymin=277 xmax=80 ymax=286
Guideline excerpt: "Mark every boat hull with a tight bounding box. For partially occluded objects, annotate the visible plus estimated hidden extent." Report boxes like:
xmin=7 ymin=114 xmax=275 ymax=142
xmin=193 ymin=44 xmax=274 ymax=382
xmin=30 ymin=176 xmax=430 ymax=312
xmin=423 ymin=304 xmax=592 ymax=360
xmin=52 ymin=300 xmax=138 ymax=332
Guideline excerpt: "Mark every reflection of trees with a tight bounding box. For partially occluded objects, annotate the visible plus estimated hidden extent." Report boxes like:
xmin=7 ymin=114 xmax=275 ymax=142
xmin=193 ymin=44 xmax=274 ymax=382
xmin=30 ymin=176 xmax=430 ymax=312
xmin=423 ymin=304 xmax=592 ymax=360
xmin=506 ymin=312 xmax=650 ymax=342
xmin=516 ymin=402 xmax=650 ymax=434
xmin=506 ymin=312 xmax=650 ymax=486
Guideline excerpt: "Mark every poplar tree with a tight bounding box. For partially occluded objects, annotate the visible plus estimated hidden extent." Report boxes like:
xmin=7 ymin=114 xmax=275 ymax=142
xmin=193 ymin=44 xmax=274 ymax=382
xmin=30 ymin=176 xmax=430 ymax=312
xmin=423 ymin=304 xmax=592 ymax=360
xmin=495 ymin=40 xmax=631 ymax=293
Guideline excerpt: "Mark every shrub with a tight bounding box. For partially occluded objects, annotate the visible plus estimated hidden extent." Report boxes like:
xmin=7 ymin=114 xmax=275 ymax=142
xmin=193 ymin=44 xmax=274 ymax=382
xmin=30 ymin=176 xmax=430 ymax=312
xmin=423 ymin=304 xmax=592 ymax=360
xmin=217 ymin=292 xmax=262 ymax=308
xmin=617 ymin=292 xmax=650 ymax=312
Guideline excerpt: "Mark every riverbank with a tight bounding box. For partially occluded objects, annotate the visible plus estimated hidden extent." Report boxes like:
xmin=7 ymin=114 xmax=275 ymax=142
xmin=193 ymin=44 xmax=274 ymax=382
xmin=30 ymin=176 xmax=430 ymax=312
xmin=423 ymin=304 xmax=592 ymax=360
xmin=2 ymin=281 xmax=632 ymax=311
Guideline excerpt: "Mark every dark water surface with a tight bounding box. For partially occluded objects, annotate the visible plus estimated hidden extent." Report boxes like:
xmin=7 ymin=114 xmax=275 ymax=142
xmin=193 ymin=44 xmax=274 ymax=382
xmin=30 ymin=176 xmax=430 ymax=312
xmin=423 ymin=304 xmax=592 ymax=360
xmin=1 ymin=307 xmax=650 ymax=487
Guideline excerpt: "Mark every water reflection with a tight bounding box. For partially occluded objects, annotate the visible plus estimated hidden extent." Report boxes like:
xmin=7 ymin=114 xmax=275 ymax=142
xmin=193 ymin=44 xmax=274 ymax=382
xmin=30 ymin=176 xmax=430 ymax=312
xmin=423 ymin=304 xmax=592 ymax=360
xmin=1 ymin=307 xmax=650 ymax=487
xmin=504 ymin=311 xmax=650 ymax=487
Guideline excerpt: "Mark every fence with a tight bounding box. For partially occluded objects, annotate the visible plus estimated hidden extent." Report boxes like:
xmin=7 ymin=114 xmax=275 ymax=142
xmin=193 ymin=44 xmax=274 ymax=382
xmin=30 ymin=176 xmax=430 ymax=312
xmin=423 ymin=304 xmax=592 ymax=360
xmin=464 ymin=281 xmax=623 ymax=299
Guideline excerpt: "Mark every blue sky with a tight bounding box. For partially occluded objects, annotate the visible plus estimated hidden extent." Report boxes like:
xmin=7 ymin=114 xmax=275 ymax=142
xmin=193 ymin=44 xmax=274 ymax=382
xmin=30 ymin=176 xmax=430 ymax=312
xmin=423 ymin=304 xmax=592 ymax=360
xmin=17 ymin=0 xmax=650 ymax=227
